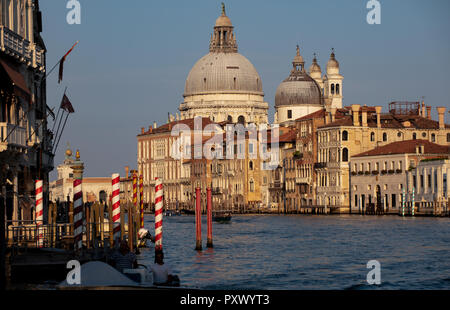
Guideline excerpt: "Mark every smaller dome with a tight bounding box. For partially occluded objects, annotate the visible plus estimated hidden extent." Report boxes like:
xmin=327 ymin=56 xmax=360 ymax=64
xmin=309 ymin=54 xmax=321 ymax=74
xmin=215 ymin=15 xmax=232 ymax=27
xmin=275 ymin=47 xmax=323 ymax=108
xmin=326 ymin=50 xmax=340 ymax=75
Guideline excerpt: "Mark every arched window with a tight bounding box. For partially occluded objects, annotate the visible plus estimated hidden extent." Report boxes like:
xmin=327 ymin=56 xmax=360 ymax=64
xmin=249 ymin=179 xmax=255 ymax=192
xmin=383 ymin=133 xmax=387 ymax=142
xmin=413 ymin=133 xmax=417 ymax=140
xmin=249 ymin=161 xmax=253 ymax=170
xmin=331 ymin=84 xmax=335 ymax=95
xmin=370 ymin=132 xmax=375 ymax=142
xmin=447 ymin=133 xmax=450 ymax=142
xmin=336 ymin=84 xmax=340 ymax=95
xmin=342 ymin=130 xmax=348 ymax=141
xmin=227 ymin=115 xmax=233 ymax=122
xmin=238 ymin=115 xmax=245 ymax=124
xmin=233 ymin=77 xmax=237 ymax=89
xmin=342 ymin=148 xmax=349 ymax=162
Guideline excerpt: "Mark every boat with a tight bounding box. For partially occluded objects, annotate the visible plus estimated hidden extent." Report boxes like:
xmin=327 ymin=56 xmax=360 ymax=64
xmin=180 ymin=208 xmax=195 ymax=215
xmin=212 ymin=210 xmax=232 ymax=223
xmin=57 ymin=261 xmax=186 ymax=290
xmin=164 ymin=210 xmax=181 ymax=216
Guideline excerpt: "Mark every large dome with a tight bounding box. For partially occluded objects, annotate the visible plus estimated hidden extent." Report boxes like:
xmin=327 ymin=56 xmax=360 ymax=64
xmin=184 ymin=52 xmax=264 ymax=97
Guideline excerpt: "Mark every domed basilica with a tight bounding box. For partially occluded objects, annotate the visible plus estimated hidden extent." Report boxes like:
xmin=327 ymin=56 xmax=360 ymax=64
xmin=179 ymin=4 xmax=344 ymax=126
xmin=179 ymin=4 xmax=268 ymax=124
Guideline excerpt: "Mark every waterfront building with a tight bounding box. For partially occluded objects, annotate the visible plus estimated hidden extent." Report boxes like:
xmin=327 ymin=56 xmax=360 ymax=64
xmin=315 ymin=102 xmax=450 ymax=212
xmin=265 ymin=126 xmax=297 ymax=212
xmin=406 ymin=157 xmax=449 ymax=212
xmin=137 ymin=117 xmax=218 ymax=210
xmin=350 ymin=140 xmax=450 ymax=214
xmin=179 ymin=4 xmax=268 ymax=125
xmin=275 ymin=48 xmax=343 ymax=125
xmin=0 ymin=0 xmax=52 ymax=223
xmin=293 ymin=108 xmax=347 ymax=207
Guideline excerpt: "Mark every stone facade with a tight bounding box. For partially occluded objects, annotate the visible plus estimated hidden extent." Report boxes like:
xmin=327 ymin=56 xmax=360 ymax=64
xmin=0 ymin=0 xmax=52 ymax=223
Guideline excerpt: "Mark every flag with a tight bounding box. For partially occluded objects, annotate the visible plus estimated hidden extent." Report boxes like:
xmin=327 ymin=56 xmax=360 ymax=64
xmin=58 ymin=41 xmax=79 ymax=84
xmin=60 ymin=94 xmax=75 ymax=113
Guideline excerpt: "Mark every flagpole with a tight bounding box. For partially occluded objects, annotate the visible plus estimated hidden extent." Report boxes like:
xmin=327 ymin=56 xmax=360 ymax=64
xmin=53 ymin=112 xmax=70 ymax=155
xmin=51 ymin=87 xmax=67 ymax=133
xmin=52 ymin=109 xmax=66 ymax=153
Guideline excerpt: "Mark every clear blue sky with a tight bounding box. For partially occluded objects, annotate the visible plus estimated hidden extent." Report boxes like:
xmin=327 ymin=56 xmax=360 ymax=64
xmin=41 ymin=0 xmax=450 ymax=179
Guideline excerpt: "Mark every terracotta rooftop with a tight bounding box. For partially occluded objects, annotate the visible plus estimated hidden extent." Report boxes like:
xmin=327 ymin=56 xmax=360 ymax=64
xmin=295 ymin=108 xmax=348 ymax=122
xmin=353 ymin=139 xmax=450 ymax=157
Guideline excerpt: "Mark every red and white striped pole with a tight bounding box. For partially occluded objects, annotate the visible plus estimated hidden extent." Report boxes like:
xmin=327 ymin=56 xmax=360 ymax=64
xmin=195 ymin=187 xmax=202 ymax=251
xmin=112 ymin=173 xmax=121 ymax=245
xmin=35 ymin=180 xmax=44 ymax=248
xmin=206 ymin=187 xmax=213 ymax=248
xmin=139 ymin=175 xmax=144 ymax=229
xmin=154 ymin=178 xmax=163 ymax=252
xmin=73 ymin=178 xmax=83 ymax=251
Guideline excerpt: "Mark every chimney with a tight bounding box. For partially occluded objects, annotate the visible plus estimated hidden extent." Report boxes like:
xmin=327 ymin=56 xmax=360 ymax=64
xmin=153 ymin=121 xmax=157 ymax=129
xmin=421 ymin=101 xmax=426 ymax=117
xmin=361 ymin=109 xmax=368 ymax=127
xmin=437 ymin=107 xmax=446 ymax=129
xmin=351 ymin=104 xmax=360 ymax=126
xmin=125 ymin=166 xmax=129 ymax=178
xmin=375 ymin=106 xmax=382 ymax=128
xmin=141 ymin=127 xmax=145 ymax=134
xmin=148 ymin=126 xmax=153 ymax=133
xmin=426 ymin=106 xmax=431 ymax=120
xmin=330 ymin=107 xmax=337 ymax=122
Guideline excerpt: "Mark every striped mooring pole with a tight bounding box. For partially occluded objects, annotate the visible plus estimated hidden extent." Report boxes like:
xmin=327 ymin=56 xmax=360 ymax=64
xmin=412 ymin=187 xmax=415 ymax=216
xmin=206 ymin=187 xmax=213 ymax=248
xmin=112 ymin=173 xmax=121 ymax=244
xmin=71 ymin=150 xmax=84 ymax=252
xmin=73 ymin=178 xmax=83 ymax=251
xmin=35 ymin=180 xmax=44 ymax=248
xmin=154 ymin=178 xmax=163 ymax=252
xmin=139 ymin=175 xmax=144 ymax=228
xmin=195 ymin=187 xmax=202 ymax=251
xmin=402 ymin=188 xmax=405 ymax=217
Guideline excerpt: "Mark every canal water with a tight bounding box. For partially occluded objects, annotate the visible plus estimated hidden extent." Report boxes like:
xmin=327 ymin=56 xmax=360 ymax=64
xmin=137 ymin=214 xmax=450 ymax=290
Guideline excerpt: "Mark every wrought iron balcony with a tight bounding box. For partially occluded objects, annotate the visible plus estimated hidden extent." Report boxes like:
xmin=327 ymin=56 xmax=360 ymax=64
xmin=0 ymin=122 xmax=27 ymax=151
xmin=0 ymin=26 xmax=45 ymax=70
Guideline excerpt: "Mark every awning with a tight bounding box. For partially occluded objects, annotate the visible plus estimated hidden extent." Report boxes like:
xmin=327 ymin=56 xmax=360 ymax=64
xmin=0 ymin=59 xmax=32 ymax=104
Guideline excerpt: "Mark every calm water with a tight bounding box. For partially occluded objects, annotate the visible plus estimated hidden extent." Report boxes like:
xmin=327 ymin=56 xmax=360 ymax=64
xmin=137 ymin=214 xmax=450 ymax=290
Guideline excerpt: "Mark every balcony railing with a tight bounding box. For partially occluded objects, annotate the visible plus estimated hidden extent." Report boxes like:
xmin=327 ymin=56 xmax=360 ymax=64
xmin=295 ymin=176 xmax=311 ymax=184
xmin=0 ymin=26 xmax=45 ymax=70
xmin=0 ymin=122 xmax=27 ymax=151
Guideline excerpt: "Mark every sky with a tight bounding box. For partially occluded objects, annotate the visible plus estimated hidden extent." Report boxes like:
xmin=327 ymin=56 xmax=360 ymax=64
xmin=40 ymin=0 xmax=450 ymax=179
